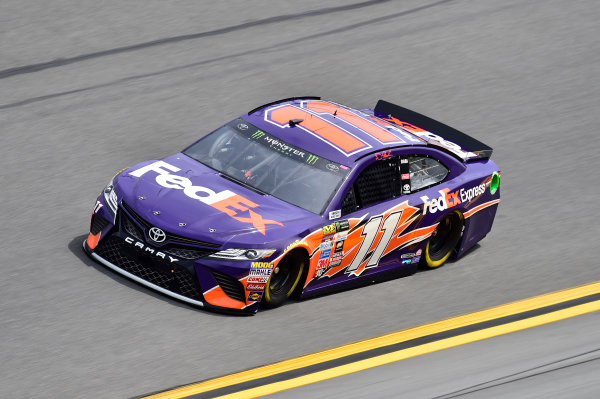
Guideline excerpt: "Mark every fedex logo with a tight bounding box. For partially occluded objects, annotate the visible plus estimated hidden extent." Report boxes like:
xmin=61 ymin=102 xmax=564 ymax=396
xmin=130 ymin=161 xmax=283 ymax=235
xmin=420 ymin=184 xmax=485 ymax=215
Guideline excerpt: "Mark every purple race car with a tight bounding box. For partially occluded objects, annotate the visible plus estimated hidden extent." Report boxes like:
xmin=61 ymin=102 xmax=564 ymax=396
xmin=84 ymin=97 xmax=500 ymax=314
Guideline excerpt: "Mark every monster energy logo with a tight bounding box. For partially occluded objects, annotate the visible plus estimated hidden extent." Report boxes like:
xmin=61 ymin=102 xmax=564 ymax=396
xmin=251 ymin=130 xmax=266 ymax=139
xmin=306 ymin=154 xmax=319 ymax=165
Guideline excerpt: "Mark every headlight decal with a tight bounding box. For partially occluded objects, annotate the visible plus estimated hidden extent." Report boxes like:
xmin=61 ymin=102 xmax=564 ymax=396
xmin=208 ymin=248 xmax=275 ymax=261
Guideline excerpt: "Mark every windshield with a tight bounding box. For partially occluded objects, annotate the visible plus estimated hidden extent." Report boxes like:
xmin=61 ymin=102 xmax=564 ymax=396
xmin=183 ymin=119 xmax=351 ymax=214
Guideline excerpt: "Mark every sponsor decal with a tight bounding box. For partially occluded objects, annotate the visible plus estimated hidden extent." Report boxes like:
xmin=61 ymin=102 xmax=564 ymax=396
xmin=334 ymin=239 xmax=344 ymax=253
xmin=317 ymin=258 xmax=330 ymax=270
xmin=130 ymin=161 xmax=283 ymax=235
xmin=401 ymin=173 xmax=410 ymax=180
xmin=321 ymin=250 xmax=344 ymax=272
xmin=320 ymin=240 xmax=333 ymax=251
xmin=334 ymin=230 xmax=348 ymax=240
xmin=336 ymin=220 xmax=350 ymax=232
xmin=250 ymin=262 xmax=274 ymax=269
xmin=320 ymin=220 xmax=351 ymax=236
xmin=400 ymin=158 xmax=408 ymax=164
xmin=401 ymin=253 xmax=415 ymax=259
xmin=460 ymin=184 xmax=486 ymax=202
xmin=329 ymin=209 xmax=342 ymax=220
xmin=261 ymin=135 xmax=306 ymax=158
xmin=402 ymin=183 xmax=411 ymax=194
xmin=375 ymin=150 xmax=393 ymax=160
xmin=420 ymin=184 xmax=485 ymax=215
xmin=326 ymin=164 xmax=340 ymax=172
xmin=246 ymin=283 xmax=265 ymax=291
xmin=416 ymin=249 xmax=422 ymax=256
xmin=237 ymin=123 xmax=249 ymax=130
xmin=247 ymin=276 xmax=269 ymax=283
xmin=412 ymin=256 xmax=421 ymax=264
xmin=331 ymin=252 xmax=343 ymax=262
xmin=247 ymin=291 xmax=262 ymax=301
xmin=402 ymin=258 xmax=412 ymax=265
xmin=319 ymin=248 xmax=331 ymax=259
xmin=124 ymin=237 xmax=178 ymax=263
xmin=251 ymin=130 xmax=265 ymax=139
xmin=284 ymin=239 xmax=301 ymax=253
xmin=306 ymin=154 xmax=319 ymax=165
xmin=322 ymin=224 xmax=336 ymax=236
xmin=248 ymin=269 xmax=271 ymax=277
xmin=248 ymin=262 xmax=274 ymax=283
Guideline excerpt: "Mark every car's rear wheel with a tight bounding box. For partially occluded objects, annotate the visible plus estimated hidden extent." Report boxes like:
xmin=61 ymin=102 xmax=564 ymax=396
xmin=263 ymin=251 xmax=305 ymax=308
xmin=422 ymin=211 xmax=463 ymax=269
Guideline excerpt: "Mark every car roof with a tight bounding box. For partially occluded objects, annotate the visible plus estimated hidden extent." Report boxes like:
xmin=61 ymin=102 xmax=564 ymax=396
xmin=242 ymin=97 xmax=428 ymax=166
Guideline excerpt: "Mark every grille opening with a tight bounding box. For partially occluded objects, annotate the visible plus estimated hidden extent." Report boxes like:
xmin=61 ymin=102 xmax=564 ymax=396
xmin=95 ymin=236 xmax=203 ymax=301
xmin=121 ymin=211 xmax=144 ymax=241
xmin=210 ymin=269 xmax=246 ymax=302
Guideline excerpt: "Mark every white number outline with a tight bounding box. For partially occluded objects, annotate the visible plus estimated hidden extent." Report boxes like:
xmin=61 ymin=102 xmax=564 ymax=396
xmin=347 ymin=210 xmax=403 ymax=274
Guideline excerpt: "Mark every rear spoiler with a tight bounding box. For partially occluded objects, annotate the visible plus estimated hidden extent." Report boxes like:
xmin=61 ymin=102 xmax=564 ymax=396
xmin=374 ymin=100 xmax=493 ymax=162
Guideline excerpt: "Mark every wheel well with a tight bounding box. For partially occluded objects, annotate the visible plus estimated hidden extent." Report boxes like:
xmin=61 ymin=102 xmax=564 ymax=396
xmin=452 ymin=210 xmax=465 ymax=254
xmin=284 ymin=247 xmax=310 ymax=298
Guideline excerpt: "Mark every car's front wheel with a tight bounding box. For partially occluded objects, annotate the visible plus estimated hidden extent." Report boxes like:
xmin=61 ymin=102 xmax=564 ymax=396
xmin=263 ymin=251 xmax=306 ymax=308
xmin=422 ymin=211 xmax=463 ymax=269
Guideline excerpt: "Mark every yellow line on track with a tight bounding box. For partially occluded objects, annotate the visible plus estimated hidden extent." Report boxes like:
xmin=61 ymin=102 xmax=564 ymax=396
xmin=144 ymin=281 xmax=600 ymax=399
xmin=214 ymin=300 xmax=600 ymax=399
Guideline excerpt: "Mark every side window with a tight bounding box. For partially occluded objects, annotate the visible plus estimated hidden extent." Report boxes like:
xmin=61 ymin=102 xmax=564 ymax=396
xmin=408 ymin=155 xmax=448 ymax=191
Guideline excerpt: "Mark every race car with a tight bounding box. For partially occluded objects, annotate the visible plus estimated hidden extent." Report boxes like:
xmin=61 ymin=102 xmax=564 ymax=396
xmin=84 ymin=97 xmax=500 ymax=314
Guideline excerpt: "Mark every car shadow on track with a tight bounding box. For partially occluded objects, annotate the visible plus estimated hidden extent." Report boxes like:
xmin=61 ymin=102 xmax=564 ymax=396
xmin=300 ymin=243 xmax=484 ymax=302
xmin=69 ymin=234 xmax=484 ymax=314
xmin=67 ymin=234 xmax=231 ymax=317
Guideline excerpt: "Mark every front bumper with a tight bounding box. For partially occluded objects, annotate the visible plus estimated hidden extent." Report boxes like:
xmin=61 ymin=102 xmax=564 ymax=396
xmin=84 ymin=204 xmax=260 ymax=315
xmin=84 ymin=239 xmax=206 ymax=308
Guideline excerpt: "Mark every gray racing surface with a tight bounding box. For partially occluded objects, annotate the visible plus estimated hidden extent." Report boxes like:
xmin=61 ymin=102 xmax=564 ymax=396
xmin=266 ymin=311 xmax=600 ymax=399
xmin=1 ymin=0 xmax=599 ymax=397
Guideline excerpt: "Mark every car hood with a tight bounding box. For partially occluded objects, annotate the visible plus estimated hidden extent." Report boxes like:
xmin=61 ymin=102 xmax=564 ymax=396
xmin=114 ymin=154 xmax=319 ymax=247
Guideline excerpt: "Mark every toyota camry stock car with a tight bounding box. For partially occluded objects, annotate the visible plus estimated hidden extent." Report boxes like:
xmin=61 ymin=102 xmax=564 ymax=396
xmin=84 ymin=97 xmax=501 ymax=314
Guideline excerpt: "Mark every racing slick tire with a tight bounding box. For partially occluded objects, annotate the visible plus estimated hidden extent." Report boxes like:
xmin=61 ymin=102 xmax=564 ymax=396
xmin=263 ymin=250 xmax=306 ymax=308
xmin=421 ymin=211 xmax=464 ymax=269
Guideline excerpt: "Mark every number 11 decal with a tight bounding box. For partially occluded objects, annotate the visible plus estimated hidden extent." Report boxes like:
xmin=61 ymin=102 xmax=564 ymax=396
xmin=347 ymin=211 xmax=403 ymax=275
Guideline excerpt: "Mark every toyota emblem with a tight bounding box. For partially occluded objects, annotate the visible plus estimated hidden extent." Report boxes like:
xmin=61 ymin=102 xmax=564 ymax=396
xmin=148 ymin=227 xmax=166 ymax=243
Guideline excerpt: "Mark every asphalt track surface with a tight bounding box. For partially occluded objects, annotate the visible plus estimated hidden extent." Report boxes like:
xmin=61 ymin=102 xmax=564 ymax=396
xmin=266 ymin=312 xmax=600 ymax=399
xmin=1 ymin=0 xmax=599 ymax=398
